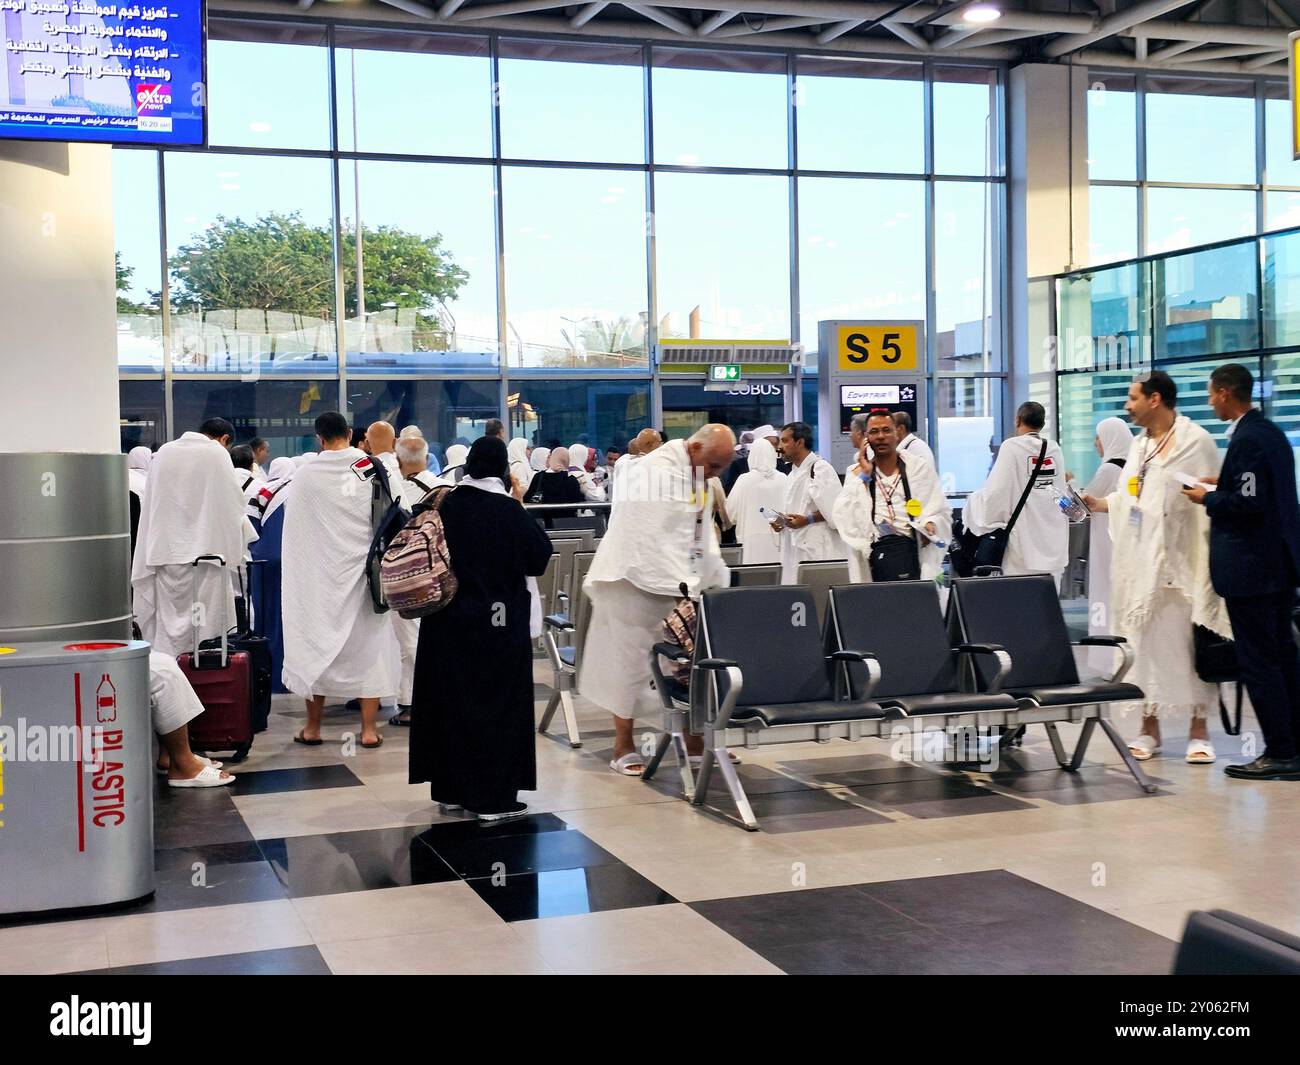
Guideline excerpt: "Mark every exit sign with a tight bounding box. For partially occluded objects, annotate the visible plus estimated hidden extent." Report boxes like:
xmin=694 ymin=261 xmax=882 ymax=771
xmin=709 ymin=363 xmax=741 ymax=382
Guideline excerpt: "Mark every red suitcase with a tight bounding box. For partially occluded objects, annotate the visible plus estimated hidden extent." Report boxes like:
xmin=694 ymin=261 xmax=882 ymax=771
xmin=177 ymin=555 xmax=255 ymax=763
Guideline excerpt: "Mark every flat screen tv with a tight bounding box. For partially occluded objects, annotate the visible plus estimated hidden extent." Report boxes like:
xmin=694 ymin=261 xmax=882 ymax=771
xmin=0 ymin=1 xmax=205 ymax=146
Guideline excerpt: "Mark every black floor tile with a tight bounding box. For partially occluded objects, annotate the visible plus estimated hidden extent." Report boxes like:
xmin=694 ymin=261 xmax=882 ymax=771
xmin=692 ymin=884 xmax=921 ymax=950
xmin=643 ymin=762 xmax=815 ymax=800
xmin=691 ymin=871 xmax=1177 ymax=975
xmin=414 ymin=812 xmax=572 ymax=847
xmin=468 ymin=862 xmax=676 ymax=921
xmin=845 ymin=776 xmax=1036 ymax=818
xmin=984 ymin=764 xmax=1171 ymax=804
xmin=427 ymin=827 xmax=622 ymax=880
xmin=78 ymin=945 xmax=332 ymax=976
xmin=259 ymin=825 xmax=459 ymax=898
xmin=778 ymin=753 xmax=949 ymax=787
xmin=142 ymin=841 xmax=288 ymax=913
xmin=229 ymin=763 xmax=361 ymax=796
xmin=151 ymin=783 xmax=253 ymax=849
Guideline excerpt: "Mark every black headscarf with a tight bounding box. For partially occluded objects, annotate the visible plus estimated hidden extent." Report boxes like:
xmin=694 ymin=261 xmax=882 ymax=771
xmin=466 ymin=435 xmax=511 ymax=492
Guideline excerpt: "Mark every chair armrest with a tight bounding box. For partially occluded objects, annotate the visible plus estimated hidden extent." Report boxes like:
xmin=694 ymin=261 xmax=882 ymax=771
xmin=955 ymin=642 xmax=1013 ymax=694
xmin=826 ymin=650 xmax=882 ymax=701
xmin=691 ymin=659 xmax=743 ymax=730
xmin=653 ymin=641 xmax=691 ymax=662
xmin=1075 ymin=634 xmax=1134 ymax=684
xmin=543 ymin=614 xmax=573 ymax=631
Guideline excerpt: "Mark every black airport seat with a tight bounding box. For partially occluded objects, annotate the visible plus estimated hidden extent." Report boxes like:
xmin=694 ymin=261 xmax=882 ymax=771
xmin=949 ymin=574 xmax=1155 ymax=793
xmin=1174 ymin=910 xmax=1300 ymax=975
xmin=826 ymin=581 xmax=1020 ymax=718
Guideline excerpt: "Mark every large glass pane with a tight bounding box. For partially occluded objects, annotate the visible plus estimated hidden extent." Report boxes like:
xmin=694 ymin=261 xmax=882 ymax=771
xmin=798 ymin=177 xmax=925 ymax=352
xmin=113 ymin=149 xmax=163 ymax=372
xmin=1158 ymin=356 xmax=1250 ymax=451
xmin=794 ymin=57 xmax=923 ymax=174
xmin=1057 ymin=371 xmax=1134 ymax=490
xmin=1145 ymin=78 xmax=1255 ymax=185
xmin=119 ymin=381 xmax=166 ymax=452
xmin=164 ymin=153 xmax=337 ymax=375
xmin=347 ymin=380 xmax=499 ymax=455
xmin=1154 ymin=241 xmax=1259 ymax=360
xmin=934 ymin=181 xmax=1000 ymax=371
xmin=652 ymin=49 xmax=787 ymax=169
xmin=172 ymin=380 xmax=338 ymax=458
xmin=509 ymin=379 xmax=651 ymax=451
xmin=660 ymin=381 xmax=788 ymax=441
xmin=206 ymin=22 xmax=330 ymax=151
xmin=1087 ymin=75 xmax=1136 ymax=182
xmin=1264 ymin=88 xmax=1300 ymax=187
xmin=1056 ymin=263 xmax=1152 ymax=373
xmin=1089 ymin=184 xmax=1138 ymax=266
xmin=1264 ymin=229 xmax=1300 ymax=347
xmin=933 ymin=67 xmax=997 ymax=177
xmin=502 ymin=167 xmax=648 ymax=368
xmin=1146 ymin=187 xmax=1256 ymax=255
xmin=499 ymin=40 xmax=643 ymax=164
xmin=1265 ymin=190 xmax=1300 ymax=232
xmin=339 ymin=161 xmax=499 ymax=374
xmin=1264 ymin=353 xmax=1300 ymax=492
xmin=335 ymin=29 xmax=491 ymax=158
xmin=655 ymin=172 xmax=790 ymax=341
xmin=933 ymin=378 xmax=1001 ymax=494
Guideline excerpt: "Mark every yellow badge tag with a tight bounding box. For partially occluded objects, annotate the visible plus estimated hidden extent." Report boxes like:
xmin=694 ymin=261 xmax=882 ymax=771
xmin=0 ymin=647 xmax=14 ymax=655
xmin=1127 ymin=476 xmax=1140 ymax=496
xmin=905 ymin=498 xmax=923 ymax=518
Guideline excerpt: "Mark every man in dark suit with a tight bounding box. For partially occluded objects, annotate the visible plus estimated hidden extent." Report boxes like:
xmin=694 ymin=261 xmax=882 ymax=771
xmin=1184 ymin=363 xmax=1300 ymax=780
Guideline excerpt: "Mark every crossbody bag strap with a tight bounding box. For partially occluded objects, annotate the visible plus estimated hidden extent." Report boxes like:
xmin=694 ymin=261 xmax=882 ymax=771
xmin=1005 ymin=438 xmax=1049 ymax=537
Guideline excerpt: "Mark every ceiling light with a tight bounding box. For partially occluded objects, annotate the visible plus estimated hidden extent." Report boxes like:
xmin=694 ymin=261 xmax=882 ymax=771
xmin=962 ymin=4 xmax=1002 ymax=23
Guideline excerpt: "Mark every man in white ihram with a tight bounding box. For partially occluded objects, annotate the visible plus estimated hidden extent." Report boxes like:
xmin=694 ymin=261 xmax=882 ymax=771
xmin=282 ymin=411 xmax=400 ymax=750
xmin=131 ymin=417 xmax=256 ymax=657
xmin=964 ymin=401 xmax=1069 ymax=586
xmin=580 ymin=424 xmax=735 ymax=776
xmin=774 ymin=421 xmax=844 ymax=584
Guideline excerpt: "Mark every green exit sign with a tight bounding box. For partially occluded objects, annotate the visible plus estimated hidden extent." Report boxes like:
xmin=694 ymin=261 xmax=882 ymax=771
xmin=709 ymin=363 xmax=741 ymax=382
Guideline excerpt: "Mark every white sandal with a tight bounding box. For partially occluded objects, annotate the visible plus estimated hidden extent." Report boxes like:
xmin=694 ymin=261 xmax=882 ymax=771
xmin=168 ymin=764 xmax=235 ymax=789
xmin=1127 ymin=734 xmax=1162 ymax=761
xmin=609 ymin=752 xmax=646 ymax=776
xmin=1185 ymin=738 xmax=1217 ymax=764
xmin=156 ymin=756 xmax=223 ymax=776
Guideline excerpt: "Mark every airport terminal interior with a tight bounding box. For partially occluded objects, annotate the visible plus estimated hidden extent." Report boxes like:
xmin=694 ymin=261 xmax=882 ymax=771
xmin=4 ymin=0 xmax=1300 ymax=981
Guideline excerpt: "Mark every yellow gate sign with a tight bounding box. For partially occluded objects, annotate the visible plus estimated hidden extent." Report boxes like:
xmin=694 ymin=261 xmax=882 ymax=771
xmin=1292 ymin=32 xmax=1300 ymax=160
xmin=835 ymin=324 xmax=919 ymax=371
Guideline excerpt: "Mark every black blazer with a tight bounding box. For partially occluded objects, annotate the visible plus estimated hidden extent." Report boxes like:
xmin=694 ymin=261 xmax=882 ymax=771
xmin=1205 ymin=408 xmax=1300 ymax=597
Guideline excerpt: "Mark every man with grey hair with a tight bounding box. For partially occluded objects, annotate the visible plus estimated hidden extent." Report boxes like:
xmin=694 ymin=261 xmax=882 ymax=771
xmin=581 ymin=424 xmax=735 ymax=774
xmin=892 ymin=410 xmax=936 ymax=469
xmin=845 ymin=412 xmax=871 ymax=479
xmin=388 ymin=433 xmax=439 ymax=726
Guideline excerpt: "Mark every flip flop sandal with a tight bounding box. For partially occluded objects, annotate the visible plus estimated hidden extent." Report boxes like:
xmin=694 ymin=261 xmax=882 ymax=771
xmin=156 ymin=756 xmax=223 ymax=776
xmin=1127 ymin=734 xmax=1161 ymax=761
xmin=361 ymin=736 xmax=384 ymax=749
xmin=609 ymin=752 xmax=646 ymax=776
xmin=293 ymin=731 xmax=323 ymax=746
xmin=168 ymin=764 xmax=235 ymax=789
xmin=1186 ymin=738 xmax=1217 ymax=764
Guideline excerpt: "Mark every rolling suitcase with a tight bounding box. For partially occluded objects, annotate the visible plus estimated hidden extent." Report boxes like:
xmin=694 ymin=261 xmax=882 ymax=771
xmin=178 ymin=554 xmax=255 ymax=763
xmin=212 ymin=559 xmax=272 ymax=734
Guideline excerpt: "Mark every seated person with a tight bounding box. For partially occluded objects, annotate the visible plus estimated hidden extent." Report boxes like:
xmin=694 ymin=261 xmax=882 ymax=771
xmin=150 ymin=652 xmax=235 ymax=788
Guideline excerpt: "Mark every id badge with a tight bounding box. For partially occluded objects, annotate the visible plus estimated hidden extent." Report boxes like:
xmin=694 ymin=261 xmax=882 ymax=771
xmin=1128 ymin=506 xmax=1143 ymax=534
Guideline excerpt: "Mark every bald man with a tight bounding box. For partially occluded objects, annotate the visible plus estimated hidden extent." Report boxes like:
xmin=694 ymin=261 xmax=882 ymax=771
xmin=365 ymin=420 xmax=401 ymax=484
xmin=610 ymin=427 xmax=665 ymax=510
xmin=581 ymin=424 xmax=734 ymax=775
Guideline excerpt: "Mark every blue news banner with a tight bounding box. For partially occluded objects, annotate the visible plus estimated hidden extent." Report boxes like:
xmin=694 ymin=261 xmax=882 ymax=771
xmin=0 ymin=1 xmax=204 ymax=145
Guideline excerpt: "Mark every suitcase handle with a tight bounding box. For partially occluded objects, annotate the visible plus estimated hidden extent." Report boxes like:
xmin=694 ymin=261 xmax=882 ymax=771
xmin=191 ymin=555 xmax=229 ymax=667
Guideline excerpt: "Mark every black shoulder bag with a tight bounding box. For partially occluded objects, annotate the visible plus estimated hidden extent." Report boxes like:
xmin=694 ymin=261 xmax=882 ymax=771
xmin=965 ymin=437 xmax=1049 ymax=576
xmin=1192 ymin=625 xmax=1242 ymax=735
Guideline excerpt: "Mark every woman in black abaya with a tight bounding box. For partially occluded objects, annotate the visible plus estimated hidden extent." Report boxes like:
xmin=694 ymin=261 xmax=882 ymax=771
xmin=409 ymin=436 xmax=553 ymax=822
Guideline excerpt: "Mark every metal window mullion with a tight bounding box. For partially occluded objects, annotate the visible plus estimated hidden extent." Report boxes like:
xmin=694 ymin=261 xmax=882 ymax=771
xmin=157 ymin=148 xmax=174 ymax=440
xmin=1136 ymin=71 xmax=1148 ymax=257
xmin=1257 ymin=76 xmax=1268 ymax=234
xmin=645 ymin=41 xmax=663 ymax=430
xmin=491 ymin=35 xmax=510 ymax=413
xmin=328 ymin=24 xmax=349 ymax=415
xmin=787 ymin=50 xmax=800 ymax=381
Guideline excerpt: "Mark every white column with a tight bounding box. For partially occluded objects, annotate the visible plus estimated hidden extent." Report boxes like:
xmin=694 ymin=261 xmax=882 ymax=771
xmin=0 ymin=140 xmax=119 ymax=454
xmin=1006 ymin=63 xmax=1089 ymax=428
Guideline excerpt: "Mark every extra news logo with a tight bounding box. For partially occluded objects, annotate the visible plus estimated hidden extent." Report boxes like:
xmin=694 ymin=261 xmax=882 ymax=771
xmin=135 ymin=84 xmax=171 ymax=115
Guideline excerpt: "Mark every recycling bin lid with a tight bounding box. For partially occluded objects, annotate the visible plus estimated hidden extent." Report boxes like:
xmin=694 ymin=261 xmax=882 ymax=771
xmin=0 ymin=640 xmax=151 ymax=668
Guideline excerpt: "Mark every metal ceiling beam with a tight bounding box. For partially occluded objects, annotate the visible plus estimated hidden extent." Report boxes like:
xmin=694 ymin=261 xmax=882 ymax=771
xmin=1042 ymin=0 xmax=1202 ymax=58
xmin=1174 ymin=43 xmax=1287 ymax=62
xmin=376 ymin=0 xmax=437 ymax=18
xmin=1243 ymin=49 xmax=1291 ymax=68
xmin=816 ymin=19 xmax=865 ymax=44
xmin=569 ymin=1 xmax=608 ymax=27
xmin=452 ymin=0 xmax=575 ymax=19
xmin=934 ymin=27 xmax=1048 ymax=50
xmin=698 ymin=11 xmax=738 ymax=34
xmin=438 ymin=0 xmax=468 ymax=15
xmin=1148 ymin=40 xmax=1201 ymax=61
xmin=1075 ymin=46 xmax=1287 ymax=75
xmin=1264 ymin=0 xmax=1299 ymax=27
xmin=1124 ymin=23 xmax=1292 ymax=46
xmin=884 ymin=22 xmax=931 ymax=51
xmin=712 ymin=15 xmax=833 ymax=38
xmin=623 ymin=3 xmax=695 ymax=36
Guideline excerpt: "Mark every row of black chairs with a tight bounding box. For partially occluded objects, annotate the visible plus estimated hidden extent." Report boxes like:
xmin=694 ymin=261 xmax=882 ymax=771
xmin=645 ymin=574 xmax=1153 ymax=831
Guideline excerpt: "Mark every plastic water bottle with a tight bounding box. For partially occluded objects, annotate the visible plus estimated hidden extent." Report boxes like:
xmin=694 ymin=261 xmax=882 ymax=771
xmin=759 ymin=505 xmax=786 ymax=530
xmin=1049 ymin=482 xmax=1090 ymax=523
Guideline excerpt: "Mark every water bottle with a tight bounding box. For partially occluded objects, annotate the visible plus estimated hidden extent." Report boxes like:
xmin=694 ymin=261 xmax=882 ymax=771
xmin=759 ymin=505 xmax=786 ymax=530
xmin=1048 ymin=482 xmax=1089 ymax=523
